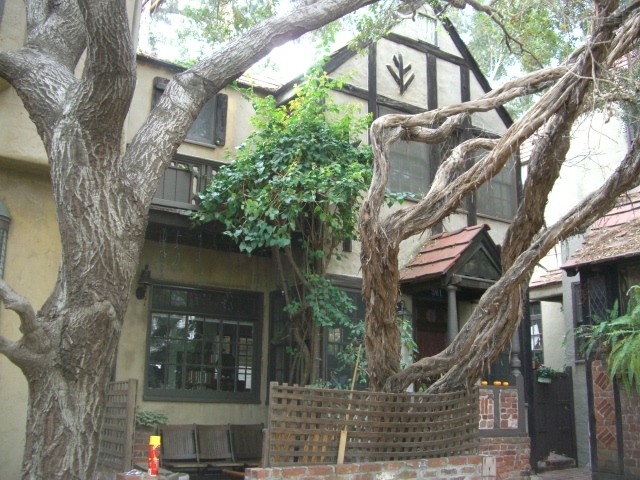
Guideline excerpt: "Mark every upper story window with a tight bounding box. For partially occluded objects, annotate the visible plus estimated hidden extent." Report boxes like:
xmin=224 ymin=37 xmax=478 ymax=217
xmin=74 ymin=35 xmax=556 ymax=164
xmin=153 ymin=77 xmax=228 ymax=148
xmin=417 ymin=13 xmax=437 ymax=45
xmin=145 ymin=284 xmax=262 ymax=403
xmin=474 ymin=150 xmax=517 ymax=220
xmin=379 ymin=106 xmax=432 ymax=197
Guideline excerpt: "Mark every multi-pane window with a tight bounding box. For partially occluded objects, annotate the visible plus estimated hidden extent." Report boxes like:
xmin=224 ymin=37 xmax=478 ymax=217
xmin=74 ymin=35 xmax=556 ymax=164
xmin=379 ymin=106 xmax=431 ymax=197
xmin=145 ymin=285 xmax=262 ymax=402
xmin=619 ymin=262 xmax=640 ymax=312
xmin=324 ymin=291 xmax=366 ymax=387
xmin=530 ymin=302 xmax=544 ymax=364
xmin=268 ymin=288 xmax=365 ymax=388
xmin=476 ymin=154 xmax=517 ymax=220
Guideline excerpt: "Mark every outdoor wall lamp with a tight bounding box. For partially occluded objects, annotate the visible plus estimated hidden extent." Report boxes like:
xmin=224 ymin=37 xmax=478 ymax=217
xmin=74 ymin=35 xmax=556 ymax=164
xmin=135 ymin=265 xmax=152 ymax=300
xmin=0 ymin=201 xmax=11 ymax=279
xmin=396 ymin=299 xmax=412 ymax=323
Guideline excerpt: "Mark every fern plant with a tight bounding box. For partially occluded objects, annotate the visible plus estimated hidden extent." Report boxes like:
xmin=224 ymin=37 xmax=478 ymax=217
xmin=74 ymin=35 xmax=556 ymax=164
xmin=575 ymin=285 xmax=640 ymax=395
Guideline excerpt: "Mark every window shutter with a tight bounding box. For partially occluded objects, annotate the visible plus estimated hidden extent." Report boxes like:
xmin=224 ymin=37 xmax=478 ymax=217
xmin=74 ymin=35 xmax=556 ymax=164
xmin=214 ymin=93 xmax=227 ymax=146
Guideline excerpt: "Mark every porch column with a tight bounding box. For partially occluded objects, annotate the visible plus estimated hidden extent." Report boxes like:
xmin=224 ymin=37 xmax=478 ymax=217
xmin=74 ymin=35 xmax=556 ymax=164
xmin=445 ymin=285 xmax=458 ymax=346
xmin=510 ymin=329 xmax=522 ymax=375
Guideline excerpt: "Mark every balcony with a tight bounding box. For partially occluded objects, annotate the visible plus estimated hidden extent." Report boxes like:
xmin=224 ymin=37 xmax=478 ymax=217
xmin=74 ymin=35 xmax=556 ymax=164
xmin=152 ymin=154 xmax=221 ymax=211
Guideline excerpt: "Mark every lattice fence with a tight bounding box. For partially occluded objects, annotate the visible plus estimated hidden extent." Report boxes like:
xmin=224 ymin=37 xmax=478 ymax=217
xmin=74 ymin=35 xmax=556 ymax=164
xmin=98 ymin=379 xmax=138 ymax=472
xmin=266 ymin=382 xmax=479 ymax=466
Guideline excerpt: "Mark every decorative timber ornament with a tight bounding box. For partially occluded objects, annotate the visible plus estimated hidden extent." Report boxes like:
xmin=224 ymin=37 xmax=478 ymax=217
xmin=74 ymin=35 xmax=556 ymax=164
xmin=386 ymin=53 xmax=415 ymax=95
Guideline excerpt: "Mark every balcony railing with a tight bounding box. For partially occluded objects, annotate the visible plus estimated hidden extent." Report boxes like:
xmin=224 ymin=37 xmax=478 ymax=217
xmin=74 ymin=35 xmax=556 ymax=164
xmin=152 ymin=155 xmax=220 ymax=210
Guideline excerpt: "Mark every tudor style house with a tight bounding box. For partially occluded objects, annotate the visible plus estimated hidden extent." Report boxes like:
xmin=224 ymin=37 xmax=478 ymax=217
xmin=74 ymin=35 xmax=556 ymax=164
xmin=0 ymin=3 xmax=519 ymax=477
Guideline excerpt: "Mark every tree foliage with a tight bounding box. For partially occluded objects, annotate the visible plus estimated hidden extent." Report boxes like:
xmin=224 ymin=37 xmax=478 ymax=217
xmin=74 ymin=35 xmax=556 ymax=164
xmin=196 ymin=67 xmax=374 ymax=384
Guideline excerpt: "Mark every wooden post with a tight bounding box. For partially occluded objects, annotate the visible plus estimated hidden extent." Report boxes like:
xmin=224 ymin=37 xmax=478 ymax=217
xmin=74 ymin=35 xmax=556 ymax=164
xmin=337 ymin=345 xmax=362 ymax=464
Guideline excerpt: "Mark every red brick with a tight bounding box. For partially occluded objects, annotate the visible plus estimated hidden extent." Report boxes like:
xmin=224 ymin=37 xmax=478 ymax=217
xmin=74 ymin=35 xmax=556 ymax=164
xmin=467 ymin=456 xmax=483 ymax=465
xmin=439 ymin=468 xmax=457 ymax=475
xmin=282 ymin=467 xmax=307 ymax=477
xmin=250 ymin=469 xmax=273 ymax=479
xmin=448 ymin=457 xmax=467 ymax=466
xmin=426 ymin=458 xmax=447 ymax=468
xmin=307 ymin=466 xmax=334 ymax=476
xmin=359 ymin=463 xmax=382 ymax=473
xmin=335 ymin=464 xmax=358 ymax=474
xmin=382 ymin=462 xmax=404 ymax=471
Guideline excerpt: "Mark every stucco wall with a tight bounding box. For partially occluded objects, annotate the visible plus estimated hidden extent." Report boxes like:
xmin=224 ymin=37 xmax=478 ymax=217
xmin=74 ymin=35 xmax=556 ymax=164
xmin=117 ymin=240 xmax=278 ymax=426
xmin=0 ymin=168 xmax=61 ymax=480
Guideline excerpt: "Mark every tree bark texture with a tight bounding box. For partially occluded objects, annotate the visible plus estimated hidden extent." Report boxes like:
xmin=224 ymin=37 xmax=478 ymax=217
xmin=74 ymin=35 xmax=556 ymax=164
xmin=359 ymin=0 xmax=640 ymax=393
xmin=0 ymin=0 xmax=379 ymax=477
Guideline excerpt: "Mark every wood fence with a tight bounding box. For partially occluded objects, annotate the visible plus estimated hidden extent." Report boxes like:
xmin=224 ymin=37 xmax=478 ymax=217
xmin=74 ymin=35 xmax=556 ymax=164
xmin=98 ymin=379 xmax=138 ymax=472
xmin=266 ymin=382 xmax=479 ymax=467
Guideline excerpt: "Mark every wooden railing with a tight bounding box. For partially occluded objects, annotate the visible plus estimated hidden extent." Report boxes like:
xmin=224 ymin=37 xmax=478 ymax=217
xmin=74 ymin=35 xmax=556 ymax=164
xmin=265 ymin=382 xmax=479 ymax=467
xmin=152 ymin=155 xmax=220 ymax=210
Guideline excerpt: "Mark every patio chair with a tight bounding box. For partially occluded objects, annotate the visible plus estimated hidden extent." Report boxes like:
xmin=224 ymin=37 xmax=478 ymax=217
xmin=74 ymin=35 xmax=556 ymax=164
xmin=158 ymin=424 xmax=201 ymax=471
xmin=230 ymin=423 xmax=264 ymax=467
xmin=197 ymin=424 xmax=244 ymax=469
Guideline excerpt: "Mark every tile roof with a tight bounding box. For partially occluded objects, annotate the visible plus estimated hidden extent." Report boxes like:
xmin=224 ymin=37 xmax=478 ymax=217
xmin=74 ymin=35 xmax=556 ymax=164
xmin=530 ymin=268 xmax=563 ymax=289
xmin=400 ymin=224 xmax=489 ymax=283
xmin=562 ymin=191 xmax=640 ymax=271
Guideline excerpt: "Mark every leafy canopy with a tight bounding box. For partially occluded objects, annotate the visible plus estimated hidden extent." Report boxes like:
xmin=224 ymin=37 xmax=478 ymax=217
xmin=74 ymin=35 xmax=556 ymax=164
xmin=195 ymin=66 xmax=373 ymax=255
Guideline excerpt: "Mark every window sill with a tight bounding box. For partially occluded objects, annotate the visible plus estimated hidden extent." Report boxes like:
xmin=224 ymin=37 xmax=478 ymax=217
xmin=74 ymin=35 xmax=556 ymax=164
xmin=184 ymin=138 xmax=218 ymax=149
xmin=143 ymin=390 xmax=262 ymax=404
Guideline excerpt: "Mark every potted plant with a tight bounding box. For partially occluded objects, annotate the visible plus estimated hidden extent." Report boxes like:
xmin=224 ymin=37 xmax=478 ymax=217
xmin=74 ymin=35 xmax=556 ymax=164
xmin=135 ymin=409 xmax=168 ymax=433
xmin=536 ymin=365 xmax=556 ymax=383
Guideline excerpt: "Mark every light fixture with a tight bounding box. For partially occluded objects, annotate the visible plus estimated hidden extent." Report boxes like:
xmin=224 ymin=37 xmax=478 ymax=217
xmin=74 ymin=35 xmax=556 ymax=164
xmin=396 ymin=299 xmax=412 ymax=323
xmin=0 ymin=201 xmax=10 ymax=279
xmin=135 ymin=265 xmax=152 ymax=300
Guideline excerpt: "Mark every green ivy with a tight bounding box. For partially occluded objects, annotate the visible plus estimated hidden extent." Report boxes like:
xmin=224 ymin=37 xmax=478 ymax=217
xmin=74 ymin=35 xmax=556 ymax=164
xmin=194 ymin=66 xmax=372 ymax=255
xmin=195 ymin=65 xmax=383 ymax=385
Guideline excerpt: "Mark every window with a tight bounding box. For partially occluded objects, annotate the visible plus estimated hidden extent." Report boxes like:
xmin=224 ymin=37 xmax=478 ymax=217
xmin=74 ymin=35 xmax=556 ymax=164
xmin=145 ymin=285 xmax=262 ymax=402
xmin=530 ymin=302 xmax=544 ymax=364
xmin=416 ymin=14 xmax=437 ymax=45
xmin=476 ymin=154 xmax=517 ymax=220
xmin=153 ymin=77 xmax=228 ymax=147
xmin=619 ymin=262 xmax=640 ymax=312
xmin=268 ymin=288 xmax=365 ymax=388
xmin=324 ymin=290 xmax=366 ymax=387
xmin=379 ymin=106 xmax=432 ymax=197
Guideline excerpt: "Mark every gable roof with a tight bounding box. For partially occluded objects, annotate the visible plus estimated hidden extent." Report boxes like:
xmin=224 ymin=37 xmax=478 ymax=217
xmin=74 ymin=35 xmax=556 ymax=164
xmin=562 ymin=190 xmax=640 ymax=274
xmin=272 ymin=15 xmax=513 ymax=128
xmin=400 ymin=223 xmax=501 ymax=287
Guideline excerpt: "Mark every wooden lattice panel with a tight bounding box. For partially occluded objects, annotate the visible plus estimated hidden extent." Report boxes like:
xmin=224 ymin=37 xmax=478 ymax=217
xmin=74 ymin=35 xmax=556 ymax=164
xmin=267 ymin=383 xmax=479 ymax=466
xmin=98 ymin=379 xmax=138 ymax=471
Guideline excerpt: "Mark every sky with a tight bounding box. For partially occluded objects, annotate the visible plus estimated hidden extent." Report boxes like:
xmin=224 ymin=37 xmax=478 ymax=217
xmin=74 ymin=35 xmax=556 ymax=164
xmin=137 ymin=1 xmax=357 ymax=84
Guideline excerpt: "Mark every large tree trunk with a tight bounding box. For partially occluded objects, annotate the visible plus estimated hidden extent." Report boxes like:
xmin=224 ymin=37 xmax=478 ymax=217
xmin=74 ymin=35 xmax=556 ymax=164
xmin=0 ymin=0 xmax=380 ymax=477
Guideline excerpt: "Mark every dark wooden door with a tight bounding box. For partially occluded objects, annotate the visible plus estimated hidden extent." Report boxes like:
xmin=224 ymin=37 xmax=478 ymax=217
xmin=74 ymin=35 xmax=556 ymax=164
xmin=531 ymin=369 xmax=577 ymax=468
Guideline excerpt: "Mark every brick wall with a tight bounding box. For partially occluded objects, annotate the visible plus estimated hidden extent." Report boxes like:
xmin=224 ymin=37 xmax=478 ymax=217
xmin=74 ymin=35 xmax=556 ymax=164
xmin=480 ymin=389 xmax=495 ymax=429
xmin=479 ymin=436 xmax=531 ymax=479
xmin=479 ymin=387 xmax=520 ymax=432
xmin=619 ymin=381 xmax=640 ymax=476
xmin=591 ymin=360 xmax=620 ymax=474
xmin=246 ymin=456 xmax=488 ymax=480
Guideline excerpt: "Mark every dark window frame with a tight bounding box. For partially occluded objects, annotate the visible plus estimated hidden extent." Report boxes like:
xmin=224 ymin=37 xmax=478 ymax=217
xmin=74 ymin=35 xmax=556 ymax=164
xmin=144 ymin=283 xmax=263 ymax=403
